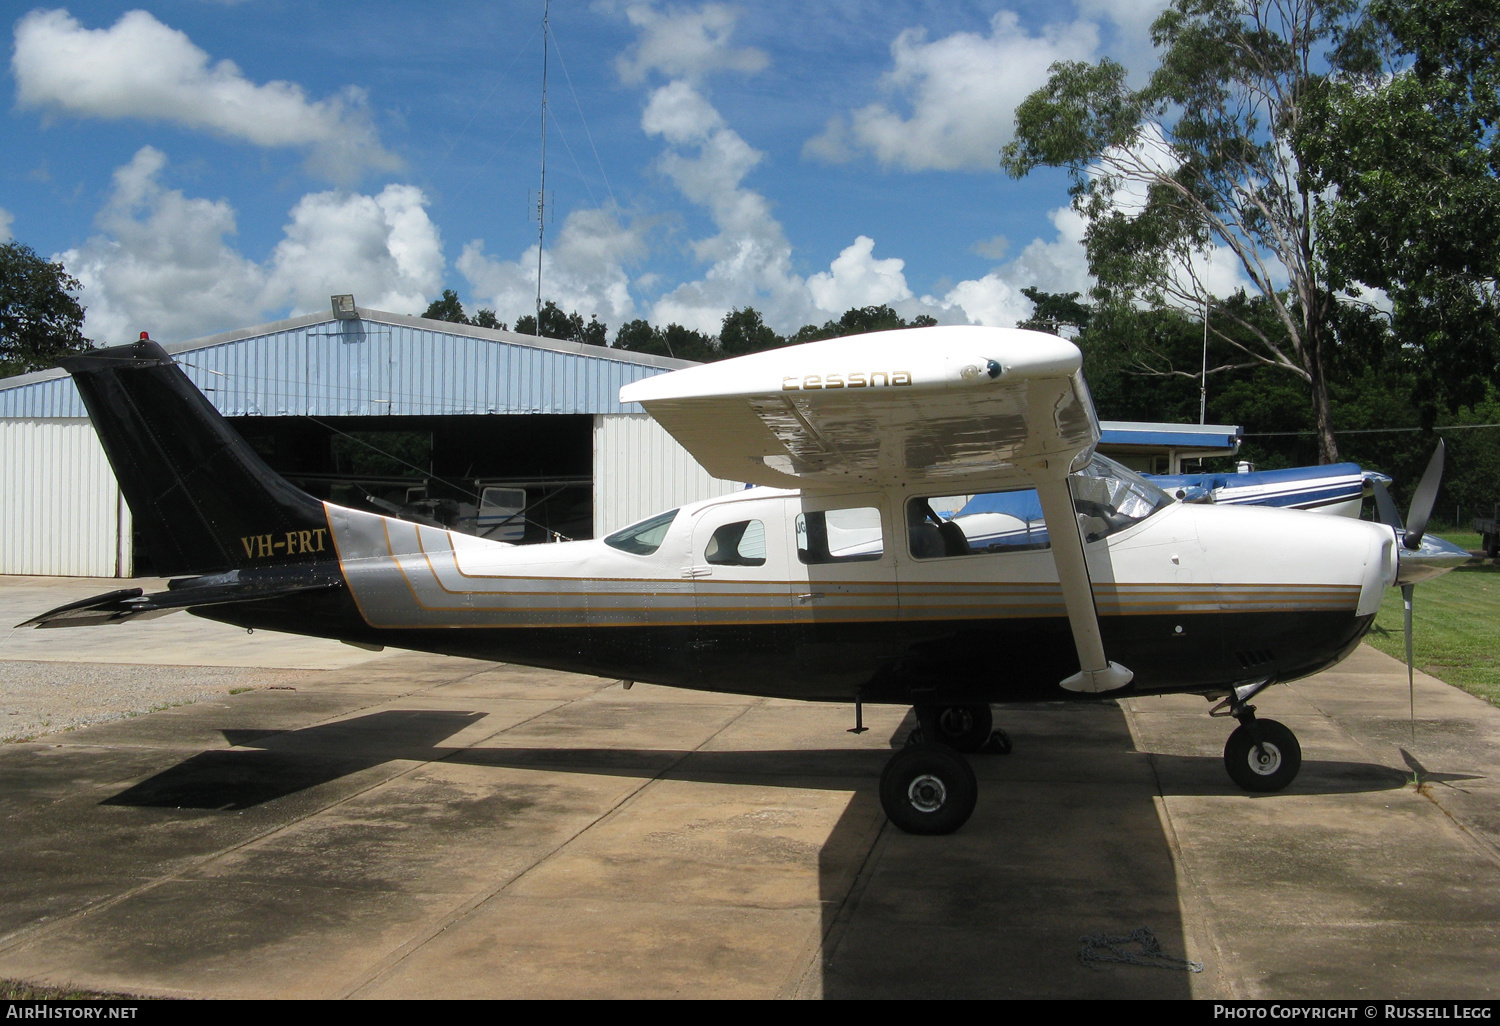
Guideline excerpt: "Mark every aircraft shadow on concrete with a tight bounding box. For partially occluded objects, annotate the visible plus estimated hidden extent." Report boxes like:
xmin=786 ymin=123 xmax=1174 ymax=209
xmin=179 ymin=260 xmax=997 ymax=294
xmin=100 ymin=707 xmax=1434 ymax=811
xmin=101 ymin=710 xmax=488 ymax=811
xmin=93 ymin=705 xmax=1466 ymax=998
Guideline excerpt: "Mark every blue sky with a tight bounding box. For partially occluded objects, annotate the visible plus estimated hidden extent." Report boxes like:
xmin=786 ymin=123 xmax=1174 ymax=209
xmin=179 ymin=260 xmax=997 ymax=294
xmin=2 ymin=0 xmax=1175 ymax=345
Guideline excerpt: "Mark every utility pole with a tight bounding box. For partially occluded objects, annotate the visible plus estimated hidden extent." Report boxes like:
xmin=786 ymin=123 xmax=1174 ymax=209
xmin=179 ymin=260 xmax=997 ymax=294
xmin=535 ymin=0 xmax=550 ymax=329
xmin=1200 ymin=292 xmax=1212 ymax=426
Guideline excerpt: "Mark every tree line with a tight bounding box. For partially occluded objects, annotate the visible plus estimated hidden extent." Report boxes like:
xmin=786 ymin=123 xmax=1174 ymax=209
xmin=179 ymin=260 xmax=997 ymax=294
xmin=420 ymin=289 xmax=936 ymax=361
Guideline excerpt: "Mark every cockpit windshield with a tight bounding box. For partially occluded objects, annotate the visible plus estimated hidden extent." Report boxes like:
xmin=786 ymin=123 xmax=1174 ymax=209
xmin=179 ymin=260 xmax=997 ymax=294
xmin=1069 ymin=454 xmax=1173 ymax=541
xmin=604 ymin=508 xmax=679 ymax=555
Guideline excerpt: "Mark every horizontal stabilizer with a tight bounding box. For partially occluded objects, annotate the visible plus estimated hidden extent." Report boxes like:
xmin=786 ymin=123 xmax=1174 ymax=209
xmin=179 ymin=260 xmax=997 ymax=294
xmin=18 ymin=565 xmax=343 ymax=629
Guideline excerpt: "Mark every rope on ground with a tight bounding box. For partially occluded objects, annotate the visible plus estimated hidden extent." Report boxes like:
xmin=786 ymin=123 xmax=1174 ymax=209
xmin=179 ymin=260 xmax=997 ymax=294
xmin=1078 ymin=927 xmax=1204 ymax=972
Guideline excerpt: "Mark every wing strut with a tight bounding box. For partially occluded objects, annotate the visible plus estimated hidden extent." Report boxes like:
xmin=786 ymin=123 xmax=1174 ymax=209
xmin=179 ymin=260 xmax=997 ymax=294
xmin=1033 ymin=472 xmax=1133 ymax=693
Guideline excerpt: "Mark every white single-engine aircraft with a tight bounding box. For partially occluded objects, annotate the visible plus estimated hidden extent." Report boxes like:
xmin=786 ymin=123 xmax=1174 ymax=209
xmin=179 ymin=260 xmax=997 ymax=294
xmin=24 ymin=326 xmax=1469 ymax=834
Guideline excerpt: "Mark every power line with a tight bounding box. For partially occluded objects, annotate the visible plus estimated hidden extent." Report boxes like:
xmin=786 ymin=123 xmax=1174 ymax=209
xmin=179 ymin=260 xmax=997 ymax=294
xmin=547 ymin=23 xmax=618 ymax=211
xmin=1244 ymin=423 xmax=1500 ymax=437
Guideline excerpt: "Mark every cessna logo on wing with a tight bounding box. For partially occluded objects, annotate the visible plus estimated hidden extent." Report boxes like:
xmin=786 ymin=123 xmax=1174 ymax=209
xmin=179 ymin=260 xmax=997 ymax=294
xmin=239 ymin=528 xmax=329 ymax=559
xmin=782 ymin=371 xmax=913 ymax=390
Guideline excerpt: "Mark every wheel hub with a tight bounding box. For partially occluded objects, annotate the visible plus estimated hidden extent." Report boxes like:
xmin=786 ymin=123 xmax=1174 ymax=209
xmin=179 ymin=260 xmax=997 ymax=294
xmin=937 ymin=708 xmax=973 ymax=737
xmin=1249 ymin=742 xmax=1282 ymax=775
xmin=907 ymin=773 xmax=948 ymax=812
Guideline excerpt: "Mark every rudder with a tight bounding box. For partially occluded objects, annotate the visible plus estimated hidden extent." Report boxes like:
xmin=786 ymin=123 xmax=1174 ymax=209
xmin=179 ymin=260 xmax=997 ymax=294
xmin=61 ymin=336 xmax=332 ymax=577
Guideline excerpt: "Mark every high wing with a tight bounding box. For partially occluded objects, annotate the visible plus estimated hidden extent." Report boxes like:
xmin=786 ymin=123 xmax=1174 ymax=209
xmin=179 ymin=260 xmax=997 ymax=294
xmin=619 ymin=325 xmax=1099 ymax=492
xmin=621 ymin=325 xmax=1132 ymax=693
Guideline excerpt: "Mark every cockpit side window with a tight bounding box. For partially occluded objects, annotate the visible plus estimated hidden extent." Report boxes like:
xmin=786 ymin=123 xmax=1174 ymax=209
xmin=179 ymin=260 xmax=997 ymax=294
xmin=796 ymin=506 xmax=883 ymax=564
xmin=604 ymin=508 xmax=679 ymax=555
xmin=912 ymin=491 xmax=1050 ymax=557
xmin=704 ymin=520 xmax=767 ymax=566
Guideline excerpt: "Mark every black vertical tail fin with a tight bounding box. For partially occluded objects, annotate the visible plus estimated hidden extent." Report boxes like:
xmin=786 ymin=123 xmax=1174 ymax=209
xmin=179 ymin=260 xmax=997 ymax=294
xmin=61 ymin=337 xmax=332 ymax=577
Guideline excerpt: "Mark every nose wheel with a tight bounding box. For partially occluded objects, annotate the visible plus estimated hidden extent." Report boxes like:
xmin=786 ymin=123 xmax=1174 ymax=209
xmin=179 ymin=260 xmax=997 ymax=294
xmin=1223 ymin=715 xmax=1301 ymax=792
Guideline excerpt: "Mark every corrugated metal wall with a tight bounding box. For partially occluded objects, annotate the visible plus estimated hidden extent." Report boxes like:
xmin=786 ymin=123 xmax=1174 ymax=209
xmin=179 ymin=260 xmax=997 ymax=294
xmin=593 ymin=414 xmax=742 ymax=536
xmin=0 ymin=315 xmax=681 ymax=420
xmin=0 ymin=419 xmax=129 ymax=577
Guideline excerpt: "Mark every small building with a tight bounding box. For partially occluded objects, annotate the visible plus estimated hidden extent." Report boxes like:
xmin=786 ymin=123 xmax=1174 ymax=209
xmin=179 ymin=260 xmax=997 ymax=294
xmin=0 ymin=306 xmax=1242 ymax=578
xmin=1097 ymin=421 xmax=1241 ymax=475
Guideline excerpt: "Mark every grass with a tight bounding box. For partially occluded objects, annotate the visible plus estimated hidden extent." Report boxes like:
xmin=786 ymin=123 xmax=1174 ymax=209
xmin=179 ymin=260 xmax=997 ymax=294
xmin=1363 ymin=532 xmax=1500 ymax=708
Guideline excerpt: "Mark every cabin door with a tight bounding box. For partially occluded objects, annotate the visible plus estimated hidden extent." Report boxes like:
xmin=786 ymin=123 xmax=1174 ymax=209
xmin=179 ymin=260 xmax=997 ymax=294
xmin=785 ymin=493 xmax=906 ymax=693
xmin=685 ymin=497 xmax=797 ymax=690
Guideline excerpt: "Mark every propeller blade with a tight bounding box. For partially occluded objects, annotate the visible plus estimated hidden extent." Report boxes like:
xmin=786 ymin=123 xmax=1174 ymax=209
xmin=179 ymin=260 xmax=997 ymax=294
xmin=1371 ymin=479 xmax=1403 ymax=533
xmin=1403 ymin=583 xmax=1415 ymax=744
xmin=1403 ymin=439 xmax=1446 ymax=550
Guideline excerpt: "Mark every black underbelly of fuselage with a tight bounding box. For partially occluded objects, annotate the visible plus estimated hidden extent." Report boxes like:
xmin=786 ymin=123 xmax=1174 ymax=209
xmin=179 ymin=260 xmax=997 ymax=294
xmin=196 ymin=587 xmax=1374 ymax=706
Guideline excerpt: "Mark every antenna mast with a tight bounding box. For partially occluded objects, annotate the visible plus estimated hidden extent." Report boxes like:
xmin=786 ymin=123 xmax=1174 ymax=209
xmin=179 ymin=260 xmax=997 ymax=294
xmin=535 ymin=0 xmax=550 ymax=327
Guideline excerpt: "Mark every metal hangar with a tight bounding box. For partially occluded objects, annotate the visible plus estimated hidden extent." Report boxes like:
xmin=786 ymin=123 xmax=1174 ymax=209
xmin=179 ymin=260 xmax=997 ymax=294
xmin=0 ymin=303 xmax=738 ymax=577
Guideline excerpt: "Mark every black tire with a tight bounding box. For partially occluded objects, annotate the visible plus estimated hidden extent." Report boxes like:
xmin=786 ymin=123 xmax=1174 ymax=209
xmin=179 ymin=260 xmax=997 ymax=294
xmin=1224 ymin=719 xmax=1301 ymax=793
xmin=879 ymin=743 xmax=978 ymax=835
xmin=914 ymin=703 xmax=993 ymax=753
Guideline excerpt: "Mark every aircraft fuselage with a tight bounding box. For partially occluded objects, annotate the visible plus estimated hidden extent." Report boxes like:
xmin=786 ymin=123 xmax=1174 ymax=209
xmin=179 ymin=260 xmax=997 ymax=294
xmin=198 ymin=486 xmax=1396 ymax=706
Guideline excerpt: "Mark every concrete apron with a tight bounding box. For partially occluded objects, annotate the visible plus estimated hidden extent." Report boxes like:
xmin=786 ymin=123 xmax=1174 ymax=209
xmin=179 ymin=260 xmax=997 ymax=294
xmin=1 ymin=639 xmax=1498 ymax=997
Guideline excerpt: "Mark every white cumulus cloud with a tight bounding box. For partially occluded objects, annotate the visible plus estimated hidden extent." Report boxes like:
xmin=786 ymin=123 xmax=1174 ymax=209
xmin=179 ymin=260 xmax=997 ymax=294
xmin=60 ymin=148 xmax=444 ymax=343
xmin=0 ymin=208 xmax=13 ymax=244
xmin=266 ymin=185 xmax=445 ymax=315
xmin=807 ymin=236 xmax=912 ymax=313
xmin=805 ymin=10 xmax=1099 ymax=172
xmin=12 ymin=8 xmax=399 ymax=182
xmin=458 ymin=206 xmax=648 ymax=327
xmin=913 ymin=206 xmax=1092 ymax=328
xmin=640 ymin=82 xmax=816 ymax=334
xmin=616 ymin=2 xmax=768 ymax=85
xmin=60 ymin=147 xmax=268 ymax=343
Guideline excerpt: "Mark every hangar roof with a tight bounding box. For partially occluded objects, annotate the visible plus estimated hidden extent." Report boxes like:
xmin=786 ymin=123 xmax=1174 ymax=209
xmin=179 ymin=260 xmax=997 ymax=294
xmin=0 ymin=306 xmax=696 ymax=419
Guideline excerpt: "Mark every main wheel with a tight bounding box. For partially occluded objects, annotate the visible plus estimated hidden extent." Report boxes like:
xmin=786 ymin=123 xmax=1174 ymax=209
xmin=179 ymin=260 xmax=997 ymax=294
xmin=1223 ymin=719 xmax=1301 ymax=792
xmin=879 ymin=743 xmax=978 ymax=835
xmin=914 ymin=703 xmax=993 ymax=753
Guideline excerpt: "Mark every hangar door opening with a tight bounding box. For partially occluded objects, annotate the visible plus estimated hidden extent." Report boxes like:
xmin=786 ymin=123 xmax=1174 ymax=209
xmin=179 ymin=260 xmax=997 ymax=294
xmin=129 ymin=414 xmax=594 ymax=577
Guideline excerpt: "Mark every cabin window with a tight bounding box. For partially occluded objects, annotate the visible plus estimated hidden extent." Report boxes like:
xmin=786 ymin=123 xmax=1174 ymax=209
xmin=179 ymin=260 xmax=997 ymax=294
xmin=604 ymin=508 xmax=679 ymax=555
xmin=796 ymin=506 xmax=883 ymax=564
xmin=704 ymin=520 xmax=767 ymax=567
xmin=910 ymin=491 xmax=1050 ymax=558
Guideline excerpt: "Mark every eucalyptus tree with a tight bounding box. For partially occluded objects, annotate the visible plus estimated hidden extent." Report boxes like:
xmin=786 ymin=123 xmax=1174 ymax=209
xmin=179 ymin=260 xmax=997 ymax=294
xmin=1303 ymin=0 xmax=1500 ymax=412
xmin=1002 ymin=0 xmax=1380 ymax=463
